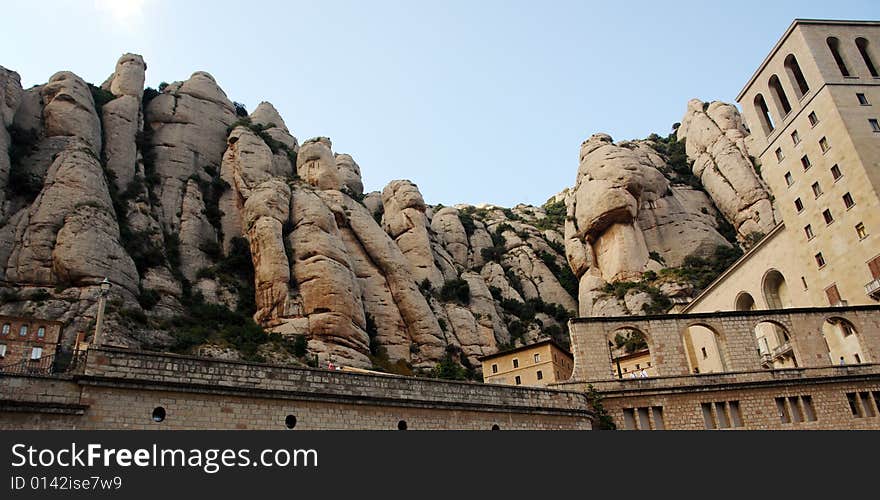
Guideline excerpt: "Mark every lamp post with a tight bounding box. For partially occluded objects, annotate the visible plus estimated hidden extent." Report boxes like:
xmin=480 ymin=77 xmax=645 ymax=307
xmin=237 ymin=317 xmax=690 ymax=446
xmin=92 ymin=278 xmax=112 ymax=348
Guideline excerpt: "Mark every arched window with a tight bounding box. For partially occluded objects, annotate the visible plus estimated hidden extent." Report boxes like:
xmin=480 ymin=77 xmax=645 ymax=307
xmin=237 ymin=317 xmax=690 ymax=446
xmin=827 ymin=37 xmax=851 ymax=77
xmin=608 ymin=327 xmax=655 ymax=379
xmin=735 ymin=292 xmax=756 ymax=312
xmin=1 ymin=323 xmax=9 ymax=336
xmin=822 ymin=317 xmax=867 ymax=365
xmin=762 ymin=270 xmax=790 ymax=309
xmin=683 ymin=324 xmax=727 ymax=375
xmin=36 ymin=326 xmax=45 ymax=338
xmin=754 ymin=93 xmax=775 ymax=134
xmin=19 ymin=325 xmax=28 ymax=337
xmin=784 ymin=54 xmax=810 ymax=99
xmin=769 ymin=75 xmax=792 ymax=116
xmin=754 ymin=321 xmax=798 ymax=369
xmin=855 ymin=38 xmax=878 ymax=77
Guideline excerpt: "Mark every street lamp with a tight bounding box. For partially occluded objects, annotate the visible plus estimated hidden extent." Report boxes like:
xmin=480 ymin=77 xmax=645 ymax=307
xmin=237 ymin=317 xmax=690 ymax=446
xmin=92 ymin=278 xmax=112 ymax=348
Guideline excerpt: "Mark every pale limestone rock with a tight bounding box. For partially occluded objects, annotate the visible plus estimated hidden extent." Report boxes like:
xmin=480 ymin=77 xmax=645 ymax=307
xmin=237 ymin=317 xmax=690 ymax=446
xmin=340 ymin=192 xmax=446 ymax=367
xmin=102 ymin=95 xmax=140 ymax=190
xmin=288 ymin=187 xmax=370 ymax=365
xmin=4 ymin=143 xmax=137 ymax=293
xmin=0 ymin=66 xmax=23 ymax=220
xmin=431 ymin=207 xmax=469 ymax=268
xmin=381 ymin=180 xmax=444 ymax=288
xmin=144 ymin=72 xmax=236 ymax=232
xmin=178 ymin=180 xmax=218 ymax=282
xmin=296 ymin=137 xmax=339 ymax=191
xmin=103 ymin=53 xmax=146 ymax=99
xmin=678 ymin=99 xmax=775 ymax=238
xmin=335 ymin=154 xmax=364 ymax=197
xmin=502 ymin=245 xmax=577 ymax=312
xmin=480 ymin=261 xmax=524 ymax=302
xmin=362 ymin=191 xmax=382 ymax=217
xmin=250 ymin=101 xmax=299 ymax=152
xmin=40 ymin=72 xmax=101 ymax=153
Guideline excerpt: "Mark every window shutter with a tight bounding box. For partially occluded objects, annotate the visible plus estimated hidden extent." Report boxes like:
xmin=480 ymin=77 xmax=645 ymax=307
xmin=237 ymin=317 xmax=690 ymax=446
xmin=825 ymin=285 xmax=841 ymax=305
xmin=868 ymin=256 xmax=880 ymax=280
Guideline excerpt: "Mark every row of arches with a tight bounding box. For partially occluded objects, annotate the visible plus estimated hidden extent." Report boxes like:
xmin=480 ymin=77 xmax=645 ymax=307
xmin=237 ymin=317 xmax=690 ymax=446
xmin=753 ymin=36 xmax=879 ymax=136
xmin=754 ymin=54 xmax=810 ymax=135
xmin=608 ymin=315 xmax=868 ymax=379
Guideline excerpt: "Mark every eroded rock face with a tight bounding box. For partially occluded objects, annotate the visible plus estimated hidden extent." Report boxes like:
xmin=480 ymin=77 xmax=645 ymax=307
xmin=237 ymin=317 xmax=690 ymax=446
xmin=144 ymin=71 xmax=236 ymax=232
xmin=565 ymin=133 xmax=731 ymax=316
xmin=678 ymin=99 xmax=776 ymax=238
xmin=382 ymin=180 xmax=444 ymax=288
xmin=102 ymin=54 xmax=146 ymax=192
xmin=0 ymin=66 xmax=23 ymax=220
xmin=41 ymin=72 xmax=102 ymax=153
xmin=4 ymin=143 xmax=138 ymax=293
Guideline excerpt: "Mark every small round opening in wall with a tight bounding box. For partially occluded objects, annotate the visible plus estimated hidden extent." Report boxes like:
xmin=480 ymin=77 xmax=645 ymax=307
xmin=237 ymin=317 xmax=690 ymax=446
xmin=397 ymin=420 xmax=408 ymax=431
xmin=152 ymin=406 xmax=166 ymax=423
xmin=491 ymin=424 xmax=500 ymax=431
xmin=285 ymin=415 xmax=297 ymax=429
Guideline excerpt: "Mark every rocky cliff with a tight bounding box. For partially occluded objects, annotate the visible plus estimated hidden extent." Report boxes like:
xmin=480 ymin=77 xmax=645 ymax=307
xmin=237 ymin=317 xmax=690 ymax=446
xmin=0 ymin=55 xmax=773 ymax=377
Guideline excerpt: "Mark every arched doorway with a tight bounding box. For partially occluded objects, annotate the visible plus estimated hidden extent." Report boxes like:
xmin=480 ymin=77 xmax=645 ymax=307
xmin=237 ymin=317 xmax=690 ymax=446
xmin=822 ymin=317 xmax=867 ymax=366
xmin=683 ymin=324 xmax=726 ymax=374
xmin=754 ymin=320 xmax=798 ymax=369
xmin=762 ymin=270 xmax=790 ymax=309
xmin=608 ymin=327 xmax=655 ymax=379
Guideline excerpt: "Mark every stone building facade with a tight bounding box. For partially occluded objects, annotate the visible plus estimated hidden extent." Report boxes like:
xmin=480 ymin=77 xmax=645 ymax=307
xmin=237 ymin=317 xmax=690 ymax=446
xmin=557 ymin=305 xmax=880 ymax=430
xmin=479 ymin=339 xmax=574 ymax=387
xmin=0 ymin=315 xmax=63 ymax=370
xmin=686 ymin=19 xmax=880 ymax=315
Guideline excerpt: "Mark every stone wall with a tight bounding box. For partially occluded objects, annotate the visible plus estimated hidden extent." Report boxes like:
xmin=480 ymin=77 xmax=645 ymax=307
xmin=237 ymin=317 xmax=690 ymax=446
xmin=0 ymin=348 xmax=594 ymax=430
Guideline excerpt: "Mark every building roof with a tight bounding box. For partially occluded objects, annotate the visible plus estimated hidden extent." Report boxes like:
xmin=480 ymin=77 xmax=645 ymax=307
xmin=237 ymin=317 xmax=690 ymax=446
xmin=0 ymin=314 xmax=64 ymax=326
xmin=737 ymin=19 xmax=880 ymax=102
xmin=477 ymin=338 xmax=573 ymax=362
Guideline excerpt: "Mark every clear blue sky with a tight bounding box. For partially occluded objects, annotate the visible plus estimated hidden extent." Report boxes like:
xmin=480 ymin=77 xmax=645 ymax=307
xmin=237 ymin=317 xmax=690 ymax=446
xmin=3 ymin=1 xmax=878 ymax=207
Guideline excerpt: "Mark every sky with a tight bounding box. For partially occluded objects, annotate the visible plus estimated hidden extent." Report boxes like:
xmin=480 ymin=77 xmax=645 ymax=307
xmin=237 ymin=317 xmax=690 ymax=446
xmin=2 ymin=0 xmax=879 ymax=207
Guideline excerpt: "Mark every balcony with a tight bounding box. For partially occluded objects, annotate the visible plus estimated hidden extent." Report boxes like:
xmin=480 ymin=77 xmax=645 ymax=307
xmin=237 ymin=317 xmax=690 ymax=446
xmin=866 ymin=278 xmax=880 ymax=300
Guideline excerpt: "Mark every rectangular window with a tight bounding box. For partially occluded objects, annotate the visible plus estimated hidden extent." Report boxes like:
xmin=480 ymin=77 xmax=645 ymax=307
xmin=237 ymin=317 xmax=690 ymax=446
xmin=701 ymin=403 xmax=716 ymax=429
xmin=514 ymin=375 xmax=522 ymax=385
xmin=775 ymin=148 xmax=784 ymax=162
xmin=802 ymin=396 xmax=817 ymax=422
xmin=857 ymin=93 xmax=870 ymax=105
xmin=856 ymin=223 xmax=868 ymax=240
xmin=536 ymin=370 xmax=543 ymax=381
xmin=715 ymin=402 xmax=730 ymax=429
xmin=637 ymin=407 xmax=651 ymax=430
xmin=843 ymin=192 xmax=855 ymax=209
xmin=0 ymin=344 xmax=6 ymax=357
xmin=729 ymin=401 xmax=743 ymax=428
xmin=860 ymin=393 xmax=876 ymax=417
xmin=652 ymin=407 xmax=665 ymax=430
xmin=823 ymin=209 xmax=834 ymax=224
xmin=30 ymin=347 xmax=42 ymax=360
xmin=785 ymin=172 xmax=794 ymax=186
xmin=812 ymin=182 xmax=823 ymax=198
xmin=826 ymin=284 xmax=841 ymax=305
xmin=801 ymin=155 xmax=811 ymax=170
xmin=804 ymin=225 xmax=814 ymax=240
xmin=512 ymin=359 xmax=519 ymax=369
xmin=776 ymin=397 xmax=791 ymax=424
xmin=816 ymin=253 xmax=826 ymax=268
xmin=791 ymin=130 xmax=801 ymax=144
xmin=819 ymin=137 xmax=830 ymax=153
xmin=831 ymin=164 xmax=842 ymax=180
xmin=491 ymin=364 xmax=498 ymax=374
xmin=868 ymin=256 xmax=880 ymax=280
xmin=847 ymin=393 xmax=862 ymax=417
xmin=795 ymin=198 xmax=804 ymax=212
xmin=789 ymin=396 xmax=804 ymax=423
xmin=623 ymin=408 xmax=637 ymax=430
xmin=870 ymin=119 xmax=880 ymax=132
xmin=808 ymin=111 xmax=819 ymax=126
